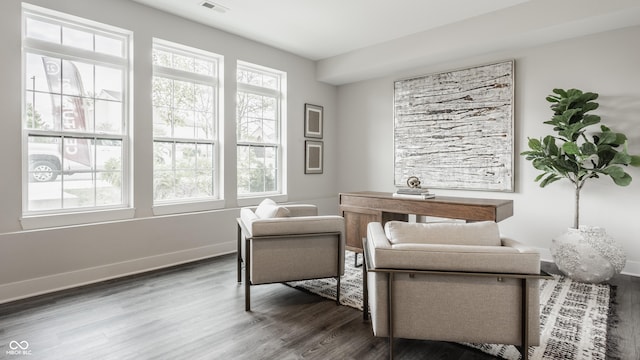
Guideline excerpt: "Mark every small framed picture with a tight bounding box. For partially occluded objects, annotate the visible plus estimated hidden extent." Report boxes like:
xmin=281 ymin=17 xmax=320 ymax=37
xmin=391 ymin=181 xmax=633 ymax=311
xmin=305 ymin=140 xmax=323 ymax=174
xmin=304 ymin=103 xmax=323 ymax=138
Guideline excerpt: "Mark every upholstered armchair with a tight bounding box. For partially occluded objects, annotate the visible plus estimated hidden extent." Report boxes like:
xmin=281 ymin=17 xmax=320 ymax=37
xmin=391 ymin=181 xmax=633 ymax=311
xmin=363 ymin=220 xmax=548 ymax=360
xmin=237 ymin=199 xmax=345 ymax=311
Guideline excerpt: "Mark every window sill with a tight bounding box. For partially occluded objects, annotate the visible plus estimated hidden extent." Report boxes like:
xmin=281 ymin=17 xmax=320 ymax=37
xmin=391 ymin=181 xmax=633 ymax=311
xmin=237 ymin=194 xmax=288 ymax=207
xmin=152 ymin=199 xmax=226 ymax=216
xmin=21 ymin=208 xmax=136 ymax=230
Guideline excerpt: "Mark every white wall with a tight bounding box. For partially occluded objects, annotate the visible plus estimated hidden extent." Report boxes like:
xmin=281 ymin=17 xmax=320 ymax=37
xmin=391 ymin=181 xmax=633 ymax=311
xmin=0 ymin=0 xmax=339 ymax=303
xmin=337 ymin=26 xmax=640 ymax=275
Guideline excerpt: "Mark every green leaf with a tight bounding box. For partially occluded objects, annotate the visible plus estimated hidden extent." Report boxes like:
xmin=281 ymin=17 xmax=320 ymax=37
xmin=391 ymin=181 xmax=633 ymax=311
xmin=540 ymin=174 xmax=561 ymax=187
xmin=562 ymin=142 xmax=580 ymax=155
xmin=581 ymin=142 xmax=597 ymax=155
xmin=580 ymin=92 xmax=599 ymax=102
xmin=598 ymin=131 xmax=618 ymax=145
xmin=527 ymin=138 xmax=542 ymax=151
xmin=582 ymin=114 xmax=600 ymax=126
xmin=552 ymin=88 xmax=568 ymax=97
xmin=630 ymin=155 xmax=640 ymax=167
xmin=582 ymin=101 xmax=599 ymax=112
xmin=603 ymin=165 xmax=625 ymax=178
xmin=612 ymin=172 xmax=632 ymax=186
xmin=611 ymin=151 xmax=631 ymax=165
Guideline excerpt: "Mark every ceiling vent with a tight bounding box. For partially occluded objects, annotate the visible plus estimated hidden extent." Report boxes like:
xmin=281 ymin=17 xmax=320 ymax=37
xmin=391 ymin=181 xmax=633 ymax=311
xmin=200 ymin=1 xmax=229 ymax=13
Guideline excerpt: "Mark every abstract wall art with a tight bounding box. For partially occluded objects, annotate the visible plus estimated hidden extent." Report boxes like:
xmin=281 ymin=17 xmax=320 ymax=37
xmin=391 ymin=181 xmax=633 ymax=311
xmin=393 ymin=60 xmax=515 ymax=191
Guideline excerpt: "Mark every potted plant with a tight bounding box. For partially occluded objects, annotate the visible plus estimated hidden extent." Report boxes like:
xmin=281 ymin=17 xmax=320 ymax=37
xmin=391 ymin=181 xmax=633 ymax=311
xmin=521 ymin=88 xmax=640 ymax=283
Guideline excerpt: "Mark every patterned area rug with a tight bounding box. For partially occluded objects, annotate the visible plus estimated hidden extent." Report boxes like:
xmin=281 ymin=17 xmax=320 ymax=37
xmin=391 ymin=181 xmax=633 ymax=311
xmin=286 ymin=251 xmax=618 ymax=360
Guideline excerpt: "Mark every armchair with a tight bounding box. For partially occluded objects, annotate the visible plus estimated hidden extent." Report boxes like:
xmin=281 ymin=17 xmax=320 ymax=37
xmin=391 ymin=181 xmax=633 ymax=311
xmin=363 ymin=220 xmax=549 ymax=360
xmin=237 ymin=199 xmax=345 ymax=311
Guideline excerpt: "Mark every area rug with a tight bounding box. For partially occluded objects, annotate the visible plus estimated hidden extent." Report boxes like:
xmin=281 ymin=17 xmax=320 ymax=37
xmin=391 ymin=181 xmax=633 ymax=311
xmin=286 ymin=251 xmax=618 ymax=360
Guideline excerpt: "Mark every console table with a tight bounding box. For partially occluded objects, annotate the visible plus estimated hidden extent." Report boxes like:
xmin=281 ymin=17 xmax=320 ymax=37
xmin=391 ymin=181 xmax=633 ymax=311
xmin=339 ymin=191 xmax=513 ymax=252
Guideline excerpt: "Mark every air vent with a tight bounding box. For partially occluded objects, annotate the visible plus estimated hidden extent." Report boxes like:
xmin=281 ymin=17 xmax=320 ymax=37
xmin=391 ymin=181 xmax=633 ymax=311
xmin=200 ymin=1 xmax=229 ymax=13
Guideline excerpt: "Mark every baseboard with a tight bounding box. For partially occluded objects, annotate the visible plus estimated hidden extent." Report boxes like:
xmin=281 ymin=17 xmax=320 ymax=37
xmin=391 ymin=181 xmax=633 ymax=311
xmin=535 ymin=246 xmax=640 ymax=278
xmin=0 ymin=242 xmax=235 ymax=304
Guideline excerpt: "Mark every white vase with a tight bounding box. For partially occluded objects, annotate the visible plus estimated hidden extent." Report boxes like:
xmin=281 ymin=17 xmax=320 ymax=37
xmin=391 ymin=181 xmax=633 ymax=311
xmin=551 ymin=226 xmax=626 ymax=283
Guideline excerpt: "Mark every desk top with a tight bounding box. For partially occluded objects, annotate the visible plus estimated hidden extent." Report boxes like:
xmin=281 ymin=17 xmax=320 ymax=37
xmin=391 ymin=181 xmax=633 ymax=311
xmin=339 ymin=191 xmax=513 ymax=222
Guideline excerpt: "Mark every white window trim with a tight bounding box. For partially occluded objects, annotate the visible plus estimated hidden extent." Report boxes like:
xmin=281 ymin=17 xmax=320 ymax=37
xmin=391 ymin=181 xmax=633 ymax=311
xmin=20 ymin=208 xmax=136 ymax=230
xmin=236 ymin=61 xmax=287 ymax=199
xmin=151 ymin=39 xmax=224 ymax=214
xmin=21 ymin=5 xmax=133 ymax=228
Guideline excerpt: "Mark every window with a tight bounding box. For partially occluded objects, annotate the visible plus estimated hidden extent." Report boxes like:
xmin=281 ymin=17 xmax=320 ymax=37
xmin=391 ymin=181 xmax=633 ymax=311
xmin=236 ymin=62 xmax=286 ymax=197
xmin=152 ymin=40 xmax=221 ymax=207
xmin=22 ymin=6 xmax=131 ymax=216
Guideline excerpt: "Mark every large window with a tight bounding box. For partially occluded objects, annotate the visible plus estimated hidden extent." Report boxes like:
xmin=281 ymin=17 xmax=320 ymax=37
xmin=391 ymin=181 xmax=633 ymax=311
xmin=152 ymin=40 xmax=221 ymax=206
xmin=236 ymin=62 xmax=286 ymax=196
xmin=22 ymin=6 xmax=131 ymax=215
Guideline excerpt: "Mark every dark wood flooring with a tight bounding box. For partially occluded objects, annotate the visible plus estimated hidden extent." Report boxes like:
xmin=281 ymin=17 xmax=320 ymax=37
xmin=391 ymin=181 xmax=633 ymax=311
xmin=0 ymin=255 xmax=638 ymax=360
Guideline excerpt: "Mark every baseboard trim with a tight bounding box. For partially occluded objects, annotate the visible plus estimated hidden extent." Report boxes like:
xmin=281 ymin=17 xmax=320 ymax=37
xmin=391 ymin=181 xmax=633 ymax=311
xmin=0 ymin=242 xmax=235 ymax=304
xmin=535 ymin=246 xmax=640 ymax=277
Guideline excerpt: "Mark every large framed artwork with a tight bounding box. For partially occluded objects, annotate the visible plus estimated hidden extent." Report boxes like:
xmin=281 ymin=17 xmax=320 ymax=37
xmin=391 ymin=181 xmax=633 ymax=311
xmin=393 ymin=60 xmax=515 ymax=192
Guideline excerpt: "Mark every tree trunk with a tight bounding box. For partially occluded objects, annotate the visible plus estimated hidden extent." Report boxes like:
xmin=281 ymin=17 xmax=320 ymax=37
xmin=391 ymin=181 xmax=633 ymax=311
xmin=574 ymin=185 xmax=580 ymax=229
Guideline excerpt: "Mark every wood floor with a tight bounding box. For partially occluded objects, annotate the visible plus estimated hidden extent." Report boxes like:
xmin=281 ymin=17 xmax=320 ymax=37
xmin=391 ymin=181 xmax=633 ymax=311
xmin=1 ymin=254 xmax=638 ymax=360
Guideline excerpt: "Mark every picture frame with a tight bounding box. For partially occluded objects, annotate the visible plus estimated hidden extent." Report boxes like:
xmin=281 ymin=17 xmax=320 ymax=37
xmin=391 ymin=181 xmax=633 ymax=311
xmin=304 ymin=103 xmax=323 ymax=138
xmin=304 ymin=140 xmax=323 ymax=174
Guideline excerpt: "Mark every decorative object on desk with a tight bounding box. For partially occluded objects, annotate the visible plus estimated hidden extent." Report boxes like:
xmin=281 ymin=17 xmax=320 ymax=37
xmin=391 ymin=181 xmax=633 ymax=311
xmin=396 ymin=177 xmax=433 ymax=198
xmin=304 ymin=140 xmax=323 ymax=174
xmin=406 ymin=175 xmax=421 ymax=188
xmin=287 ymin=251 xmax=618 ymax=360
xmin=392 ymin=192 xmax=435 ymax=199
xmin=394 ymin=60 xmax=514 ymax=192
xmin=521 ymin=88 xmax=640 ymax=283
xmin=304 ymin=103 xmax=323 ymax=138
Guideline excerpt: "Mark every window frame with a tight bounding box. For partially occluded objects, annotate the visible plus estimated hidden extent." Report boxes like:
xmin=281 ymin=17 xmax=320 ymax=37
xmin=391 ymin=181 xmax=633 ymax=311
xmin=236 ymin=61 xmax=287 ymax=201
xmin=20 ymin=4 xmax=134 ymax=229
xmin=151 ymin=39 xmax=224 ymax=215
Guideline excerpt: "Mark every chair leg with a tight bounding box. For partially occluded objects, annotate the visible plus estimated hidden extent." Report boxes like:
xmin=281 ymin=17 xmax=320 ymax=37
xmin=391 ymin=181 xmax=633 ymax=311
xmin=388 ymin=272 xmax=394 ymax=360
xmin=336 ymin=275 xmax=341 ymax=306
xmin=245 ymin=238 xmax=251 ymax=311
xmin=237 ymin=223 xmax=242 ymax=283
xmin=363 ymin=250 xmax=369 ymax=321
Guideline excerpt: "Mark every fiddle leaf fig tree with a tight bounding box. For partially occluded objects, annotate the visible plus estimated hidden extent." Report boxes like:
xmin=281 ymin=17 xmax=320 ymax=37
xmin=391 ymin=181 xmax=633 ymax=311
xmin=521 ymin=88 xmax=640 ymax=229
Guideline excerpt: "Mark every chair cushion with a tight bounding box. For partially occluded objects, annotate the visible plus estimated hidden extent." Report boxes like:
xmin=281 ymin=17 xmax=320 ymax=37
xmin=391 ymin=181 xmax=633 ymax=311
xmin=254 ymin=198 xmax=290 ymax=219
xmin=384 ymin=221 xmax=501 ymax=246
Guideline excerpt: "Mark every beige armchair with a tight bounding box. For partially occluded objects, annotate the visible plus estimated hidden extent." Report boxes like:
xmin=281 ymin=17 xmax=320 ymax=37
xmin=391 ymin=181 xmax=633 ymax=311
xmin=363 ymin=220 xmax=549 ymax=360
xmin=237 ymin=199 xmax=345 ymax=311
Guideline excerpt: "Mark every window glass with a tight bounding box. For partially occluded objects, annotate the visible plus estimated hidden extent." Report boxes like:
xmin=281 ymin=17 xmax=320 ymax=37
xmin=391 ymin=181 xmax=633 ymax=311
xmin=23 ymin=6 xmax=130 ymax=215
xmin=152 ymin=40 xmax=220 ymax=204
xmin=236 ymin=62 xmax=284 ymax=196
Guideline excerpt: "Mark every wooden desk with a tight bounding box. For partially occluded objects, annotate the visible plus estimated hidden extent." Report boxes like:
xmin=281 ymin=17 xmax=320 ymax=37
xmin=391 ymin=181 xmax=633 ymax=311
xmin=339 ymin=191 xmax=513 ymax=252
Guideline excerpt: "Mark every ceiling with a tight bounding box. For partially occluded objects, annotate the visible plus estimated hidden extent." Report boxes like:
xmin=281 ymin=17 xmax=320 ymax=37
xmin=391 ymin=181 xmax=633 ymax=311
xmin=129 ymin=0 xmax=529 ymax=60
xmin=130 ymin=0 xmax=640 ymax=84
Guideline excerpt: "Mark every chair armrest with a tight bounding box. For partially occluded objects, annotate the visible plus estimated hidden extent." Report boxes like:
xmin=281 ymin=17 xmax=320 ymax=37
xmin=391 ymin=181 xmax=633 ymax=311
xmin=285 ymin=204 xmax=318 ymax=217
xmin=249 ymin=216 xmax=344 ymax=237
xmin=365 ymin=220 xmax=540 ymax=274
xmin=501 ymin=237 xmax=539 ymax=254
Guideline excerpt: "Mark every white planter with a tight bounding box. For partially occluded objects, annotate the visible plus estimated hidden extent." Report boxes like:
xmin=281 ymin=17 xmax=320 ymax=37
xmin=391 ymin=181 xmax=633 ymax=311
xmin=551 ymin=226 xmax=626 ymax=283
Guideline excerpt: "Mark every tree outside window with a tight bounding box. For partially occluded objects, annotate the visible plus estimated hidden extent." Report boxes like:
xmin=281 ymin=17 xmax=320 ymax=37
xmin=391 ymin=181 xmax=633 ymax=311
xmin=152 ymin=40 xmax=220 ymax=203
xmin=236 ymin=63 xmax=285 ymax=196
